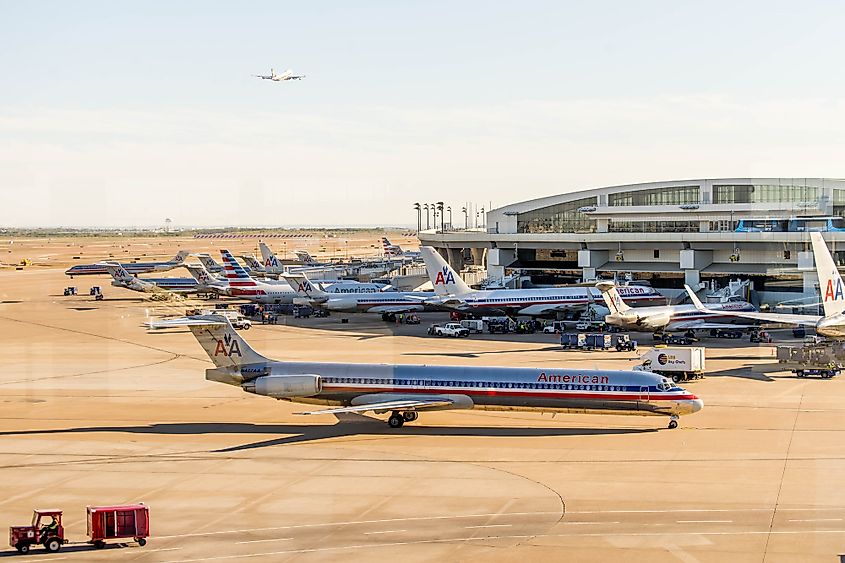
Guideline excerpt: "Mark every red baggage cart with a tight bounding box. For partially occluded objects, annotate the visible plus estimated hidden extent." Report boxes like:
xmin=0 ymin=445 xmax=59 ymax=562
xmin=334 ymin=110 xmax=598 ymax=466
xmin=86 ymin=504 xmax=149 ymax=549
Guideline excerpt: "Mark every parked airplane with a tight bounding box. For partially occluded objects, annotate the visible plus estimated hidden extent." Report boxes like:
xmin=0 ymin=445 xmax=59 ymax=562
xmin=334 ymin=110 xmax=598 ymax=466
xmin=284 ymin=272 xmax=428 ymax=315
xmin=254 ymin=68 xmax=305 ymax=81
xmin=103 ymin=262 xmax=198 ymax=294
xmin=419 ymin=246 xmax=664 ymax=317
xmin=186 ymin=316 xmax=702 ymax=428
xmin=195 ymin=253 xmax=224 ymax=273
xmin=184 ymin=263 xmax=230 ymax=294
xmin=220 ymin=250 xmax=297 ymax=304
xmin=382 ymin=237 xmax=421 ymax=259
xmin=684 ymin=232 xmax=845 ymax=338
xmin=65 ymin=251 xmax=190 ymax=277
xmin=597 ymin=281 xmax=757 ymax=332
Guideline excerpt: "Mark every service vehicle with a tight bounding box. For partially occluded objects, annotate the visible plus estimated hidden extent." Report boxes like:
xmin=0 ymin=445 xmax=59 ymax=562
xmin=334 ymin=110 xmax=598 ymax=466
xmin=460 ymin=319 xmax=484 ymax=333
xmin=430 ymin=322 xmax=470 ymax=337
xmin=574 ymin=320 xmax=591 ymax=331
xmin=560 ymin=333 xmax=612 ymax=350
xmin=9 ymin=504 xmax=149 ymax=554
xmin=639 ymin=347 xmax=705 ymax=382
xmin=614 ymin=334 xmax=637 ymax=351
xmin=542 ymin=320 xmax=566 ymax=334
xmin=485 ymin=317 xmax=514 ymax=334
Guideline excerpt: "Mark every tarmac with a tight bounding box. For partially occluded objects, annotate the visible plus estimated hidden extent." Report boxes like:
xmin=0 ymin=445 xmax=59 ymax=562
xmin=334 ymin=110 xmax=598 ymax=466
xmin=1 ymin=237 xmax=844 ymax=561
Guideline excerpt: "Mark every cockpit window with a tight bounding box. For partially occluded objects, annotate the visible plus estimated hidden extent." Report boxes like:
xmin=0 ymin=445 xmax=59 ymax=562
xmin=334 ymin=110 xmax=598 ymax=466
xmin=658 ymin=380 xmax=673 ymax=391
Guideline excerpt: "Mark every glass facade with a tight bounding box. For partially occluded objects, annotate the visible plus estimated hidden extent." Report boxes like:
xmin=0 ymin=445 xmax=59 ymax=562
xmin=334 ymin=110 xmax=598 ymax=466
xmin=608 ymin=220 xmax=699 ymax=233
xmin=608 ymin=185 xmax=699 ymax=206
xmin=517 ymin=196 xmax=597 ymax=233
xmin=712 ymin=184 xmax=819 ymax=204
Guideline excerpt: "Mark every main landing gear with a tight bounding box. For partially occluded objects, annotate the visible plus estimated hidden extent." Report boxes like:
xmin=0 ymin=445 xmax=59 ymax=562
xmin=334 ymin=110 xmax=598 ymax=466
xmin=668 ymin=415 xmax=679 ymax=430
xmin=387 ymin=411 xmax=418 ymax=428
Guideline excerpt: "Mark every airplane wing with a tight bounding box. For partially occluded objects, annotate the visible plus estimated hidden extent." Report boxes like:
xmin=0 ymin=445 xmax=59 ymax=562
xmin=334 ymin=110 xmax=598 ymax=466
xmin=668 ymin=320 xmax=761 ymax=330
xmin=296 ymin=397 xmax=455 ymax=415
xmin=683 ymin=284 xmax=821 ymax=327
xmin=366 ymin=305 xmax=425 ymax=314
xmin=144 ymin=316 xmax=223 ymax=329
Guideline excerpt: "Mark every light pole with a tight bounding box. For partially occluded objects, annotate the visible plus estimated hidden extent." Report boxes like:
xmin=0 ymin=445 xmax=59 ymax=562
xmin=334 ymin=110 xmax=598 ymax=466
xmin=424 ymin=203 xmax=430 ymax=230
xmin=413 ymin=202 xmax=421 ymax=232
xmin=462 ymin=206 xmax=468 ymax=230
xmin=447 ymin=206 xmax=452 ymax=230
xmin=480 ymin=207 xmax=485 ymax=229
xmin=437 ymin=201 xmax=444 ymax=232
xmin=433 ymin=206 xmax=439 ymax=233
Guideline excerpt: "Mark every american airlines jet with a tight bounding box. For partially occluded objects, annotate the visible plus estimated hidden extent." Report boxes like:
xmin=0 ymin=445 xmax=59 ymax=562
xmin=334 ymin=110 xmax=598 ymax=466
xmin=382 ymin=237 xmax=421 ymax=259
xmin=685 ymin=232 xmax=845 ymax=338
xmin=103 ymin=262 xmax=198 ymax=294
xmin=185 ymin=316 xmax=702 ymax=429
xmin=596 ymin=281 xmax=757 ymax=332
xmin=419 ymin=246 xmax=664 ymax=317
xmin=220 ymin=250 xmax=297 ymax=304
xmin=284 ymin=273 xmax=429 ymax=315
xmin=65 ymin=251 xmax=190 ymax=277
xmin=184 ymin=263 xmax=230 ymax=294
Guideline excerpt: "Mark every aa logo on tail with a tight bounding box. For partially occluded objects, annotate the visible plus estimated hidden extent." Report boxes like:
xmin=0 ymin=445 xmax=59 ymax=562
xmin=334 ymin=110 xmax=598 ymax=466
xmin=297 ymin=281 xmax=313 ymax=294
xmin=264 ymin=257 xmax=280 ymax=268
xmin=434 ymin=266 xmax=455 ymax=285
xmin=213 ymin=331 xmax=242 ymax=357
xmin=824 ymin=278 xmax=844 ymax=302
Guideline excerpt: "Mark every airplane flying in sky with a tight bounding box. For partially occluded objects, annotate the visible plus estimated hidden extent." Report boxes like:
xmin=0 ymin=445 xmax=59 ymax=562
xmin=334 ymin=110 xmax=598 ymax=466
xmin=419 ymin=246 xmax=664 ymax=317
xmin=65 ymin=251 xmax=190 ymax=277
xmin=284 ymin=272 xmax=429 ymax=315
xmin=684 ymin=232 xmax=845 ymax=338
xmin=103 ymin=262 xmax=198 ymax=294
xmin=596 ymin=281 xmax=757 ymax=332
xmin=186 ymin=315 xmax=702 ymax=429
xmin=254 ymin=68 xmax=305 ymax=81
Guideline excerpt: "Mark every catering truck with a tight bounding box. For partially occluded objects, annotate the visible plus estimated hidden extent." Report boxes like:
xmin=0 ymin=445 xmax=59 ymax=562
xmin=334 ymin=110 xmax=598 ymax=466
xmin=638 ymin=347 xmax=705 ymax=383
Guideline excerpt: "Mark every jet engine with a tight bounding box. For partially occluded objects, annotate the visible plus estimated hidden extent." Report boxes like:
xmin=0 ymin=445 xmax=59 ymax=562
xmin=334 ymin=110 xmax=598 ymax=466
xmin=243 ymin=375 xmax=322 ymax=398
xmin=325 ymin=297 xmax=357 ymax=311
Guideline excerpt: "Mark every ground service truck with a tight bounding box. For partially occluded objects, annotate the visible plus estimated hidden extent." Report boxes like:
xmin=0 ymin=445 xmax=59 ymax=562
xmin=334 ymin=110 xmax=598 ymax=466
xmin=638 ymin=347 xmax=705 ymax=382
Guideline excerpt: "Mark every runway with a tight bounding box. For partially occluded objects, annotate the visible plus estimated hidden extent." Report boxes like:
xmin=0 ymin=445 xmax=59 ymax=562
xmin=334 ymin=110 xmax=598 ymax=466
xmin=1 ymin=243 xmax=844 ymax=561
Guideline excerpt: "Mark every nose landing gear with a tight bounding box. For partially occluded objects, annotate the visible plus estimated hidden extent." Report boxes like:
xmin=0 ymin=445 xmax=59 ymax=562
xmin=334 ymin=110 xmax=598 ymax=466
xmin=387 ymin=411 xmax=418 ymax=428
xmin=668 ymin=416 xmax=679 ymax=429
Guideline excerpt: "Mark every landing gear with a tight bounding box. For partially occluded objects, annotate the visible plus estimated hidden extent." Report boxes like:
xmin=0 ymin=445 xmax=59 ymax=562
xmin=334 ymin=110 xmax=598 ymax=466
xmin=668 ymin=416 xmax=679 ymax=430
xmin=403 ymin=411 xmax=418 ymax=422
xmin=388 ymin=412 xmax=405 ymax=428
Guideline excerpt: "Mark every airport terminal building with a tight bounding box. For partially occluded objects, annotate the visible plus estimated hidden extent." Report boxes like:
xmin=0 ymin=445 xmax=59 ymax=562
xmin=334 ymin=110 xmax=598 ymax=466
xmin=419 ymin=178 xmax=845 ymax=306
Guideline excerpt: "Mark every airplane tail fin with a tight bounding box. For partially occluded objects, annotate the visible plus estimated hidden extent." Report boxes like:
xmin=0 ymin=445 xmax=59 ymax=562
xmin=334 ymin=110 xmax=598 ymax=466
xmin=102 ymin=261 xmax=134 ymax=283
xmin=220 ymin=250 xmax=257 ymax=286
xmin=419 ymin=246 xmax=471 ymax=296
xmin=683 ymin=284 xmax=708 ymax=312
xmin=811 ymin=232 xmax=845 ymax=317
xmin=172 ymin=250 xmax=190 ymax=264
xmin=188 ymin=316 xmax=267 ymax=369
xmin=241 ymin=254 xmax=265 ymax=272
xmin=259 ymin=242 xmax=282 ymax=269
xmin=294 ymin=250 xmax=315 ymax=264
xmin=282 ymin=272 xmax=328 ymax=298
xmin=184 ymin=263 xmax=215 ymax=285
xmin=196 ymin=254 xmax=221 ymax=271
xmin=595 ymin=281 xmax=632 ymax=314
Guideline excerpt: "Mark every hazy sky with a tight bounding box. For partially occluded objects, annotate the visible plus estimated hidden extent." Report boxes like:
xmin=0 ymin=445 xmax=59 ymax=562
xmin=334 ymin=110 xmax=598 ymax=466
xmin=3 ymin=1 xmax=845 ymax=227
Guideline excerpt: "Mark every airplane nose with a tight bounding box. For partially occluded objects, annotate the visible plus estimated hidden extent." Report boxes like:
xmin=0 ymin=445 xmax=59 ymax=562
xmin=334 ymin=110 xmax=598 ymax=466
xmin=691 ymin=398 xmax=704 ymax=413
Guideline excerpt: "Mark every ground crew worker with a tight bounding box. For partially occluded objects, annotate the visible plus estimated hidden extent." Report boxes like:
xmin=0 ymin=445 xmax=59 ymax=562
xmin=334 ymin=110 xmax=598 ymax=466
xmin=41 ymin=516 xmax=58 ymax=540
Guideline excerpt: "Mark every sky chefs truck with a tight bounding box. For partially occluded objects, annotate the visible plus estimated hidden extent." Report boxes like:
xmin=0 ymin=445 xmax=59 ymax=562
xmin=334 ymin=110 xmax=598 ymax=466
xmin=638 ymin=347 xmax=705 ymax=382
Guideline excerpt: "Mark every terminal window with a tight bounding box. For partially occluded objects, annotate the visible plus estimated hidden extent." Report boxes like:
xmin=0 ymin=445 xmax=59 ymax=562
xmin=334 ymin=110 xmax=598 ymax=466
xmin=517 ymin=196 xmax=597 ymax=234
xmin=608 ymin=185 xmax=699 ymax=207
xmin=713 ymin=184 xmax=819 ymax=204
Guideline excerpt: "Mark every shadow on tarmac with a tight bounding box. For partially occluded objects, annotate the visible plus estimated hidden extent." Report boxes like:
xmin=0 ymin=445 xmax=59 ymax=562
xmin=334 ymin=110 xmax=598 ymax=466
xmin=0 ymin=415 xmax=656 ymax=453
xmin=0 ymin=542 xmax=133 ymax=557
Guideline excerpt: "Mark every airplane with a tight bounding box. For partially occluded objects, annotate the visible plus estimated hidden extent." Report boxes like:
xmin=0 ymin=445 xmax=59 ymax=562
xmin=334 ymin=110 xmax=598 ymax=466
xmin=195 ymin=253 xmax=224 ymax=273
xmin=254 ymin=68 xmax=305 ymax=81
xmin=220 ymin=250 xmax=297 ymax=304
xmin=684 ymin=232 xmax=845 ymax=338
xmin=284 ymin=272 xmax=429 ymax=315
xmin=382 ymin=237 xmax=421 ymax=259
xmin=185 ymin=315 xmax=702 ymax=429
xmin=65 ymin=251 xmax=190 ymax=277
xmin=419 ymin=246 xmax=664 ymax=317
xmin=596 ymin=281 xmax=758 ymax=332
xmin=183 ymin=263 xmax=230 ymax=294
xmin=103 ymin=262 xmax=198 ymax=294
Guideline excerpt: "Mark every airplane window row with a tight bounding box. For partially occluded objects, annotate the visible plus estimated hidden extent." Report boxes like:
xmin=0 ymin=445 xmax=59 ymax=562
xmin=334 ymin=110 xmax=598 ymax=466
xmin=322 ymin=377 xmax=635 ymax=393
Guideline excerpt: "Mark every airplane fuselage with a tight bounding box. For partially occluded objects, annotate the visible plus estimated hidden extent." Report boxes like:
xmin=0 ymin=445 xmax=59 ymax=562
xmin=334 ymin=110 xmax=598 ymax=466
xmin=606 ymin=301 xmax=757 ymax=331
xmin=214 ymin=360 xmax=703 ymax=419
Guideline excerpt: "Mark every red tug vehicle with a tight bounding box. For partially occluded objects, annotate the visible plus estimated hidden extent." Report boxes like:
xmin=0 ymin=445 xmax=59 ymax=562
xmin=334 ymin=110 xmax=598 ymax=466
xmin=9 ymin=504 xmax=149 ymax=554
